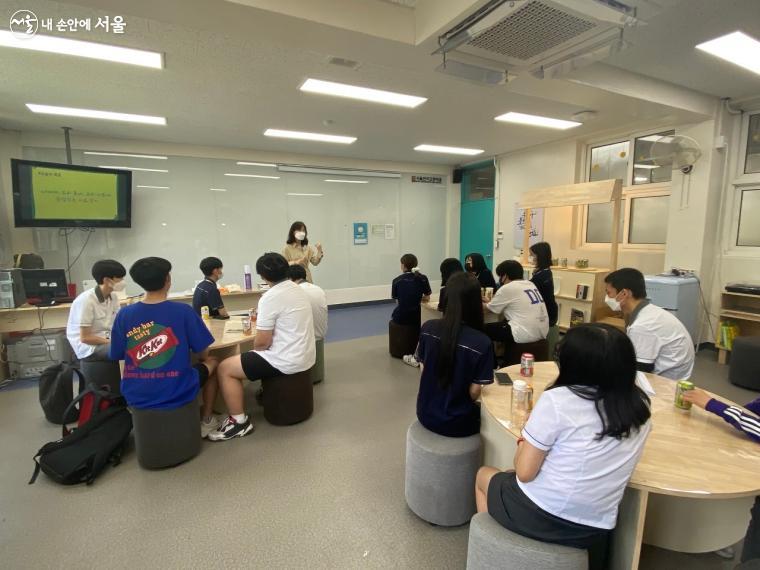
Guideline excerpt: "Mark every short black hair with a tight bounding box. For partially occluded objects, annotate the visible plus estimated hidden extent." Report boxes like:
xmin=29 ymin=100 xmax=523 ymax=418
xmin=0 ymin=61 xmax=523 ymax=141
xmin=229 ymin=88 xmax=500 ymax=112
xmin=400 ymin=253 xmax=418 ymax=272
xmin=91 ymin=260 xmax=126 ymax=285
xmin=529 ymin=242 xmax=553 ymax=270
xmin=256 ymin=252 xmax=289 ymax=283
xmin=130 ymin=257 xmax=172 ymax=292
xmin=495 ymin=260 xmax=524 ymax=281
xmin=287 ymin=264 xmax=307 ymax=282
xmin=605 ymin=268 xmax=647 ymax=299
xmin=199 ymin=256 xmax=223 ymax=277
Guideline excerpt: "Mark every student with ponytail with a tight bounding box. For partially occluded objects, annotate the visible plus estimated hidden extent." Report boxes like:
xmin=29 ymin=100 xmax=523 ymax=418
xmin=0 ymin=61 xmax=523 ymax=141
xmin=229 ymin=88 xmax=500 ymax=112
xmin=414 ymin=272 xmax=495 ymax=437
xmin=391 ymin=253 xmax=432 ymax=329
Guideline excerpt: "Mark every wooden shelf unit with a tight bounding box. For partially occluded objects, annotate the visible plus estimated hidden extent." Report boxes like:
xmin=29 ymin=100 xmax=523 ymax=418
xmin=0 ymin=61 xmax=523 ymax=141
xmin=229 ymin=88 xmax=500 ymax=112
xmin=716 ymin=291 xmax=760 ymax=364
xmin=552 ymin=267 xmax=617 ymax=330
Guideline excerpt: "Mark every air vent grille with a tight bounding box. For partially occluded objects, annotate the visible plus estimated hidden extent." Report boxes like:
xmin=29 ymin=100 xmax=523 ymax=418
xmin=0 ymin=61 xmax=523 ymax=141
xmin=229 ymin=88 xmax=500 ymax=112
xmin=327 ymin=56 xmax=360 ymax=69
xmin=468 ymin=0 xmax=596 ymax=61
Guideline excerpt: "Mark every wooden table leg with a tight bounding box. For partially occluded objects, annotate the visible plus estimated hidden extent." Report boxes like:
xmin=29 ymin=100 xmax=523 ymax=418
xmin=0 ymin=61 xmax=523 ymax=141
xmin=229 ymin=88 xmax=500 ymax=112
xmin=609 ymin=487 xmax=648 ymax=570
xmin=718 ymin=348 xmax=729 ymax=365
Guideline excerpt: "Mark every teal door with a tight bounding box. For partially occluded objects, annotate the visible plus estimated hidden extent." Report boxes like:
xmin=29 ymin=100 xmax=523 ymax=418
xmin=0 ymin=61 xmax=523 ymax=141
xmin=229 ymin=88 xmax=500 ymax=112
xmin=459 ymin=163 xmax=495 ymax=269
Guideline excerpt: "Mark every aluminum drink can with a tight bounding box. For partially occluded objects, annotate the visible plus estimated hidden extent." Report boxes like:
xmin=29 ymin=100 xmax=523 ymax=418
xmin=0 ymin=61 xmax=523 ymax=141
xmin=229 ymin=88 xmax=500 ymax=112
xmin=675 ymin=380 xmax=695 ymax=410
xmin=242 ymin=317 xmax=252 ymax=335
xmin=201 ymin=306 xmax=210 ymax=320
xmin=520 ymin=353 xmax=535 ymax=377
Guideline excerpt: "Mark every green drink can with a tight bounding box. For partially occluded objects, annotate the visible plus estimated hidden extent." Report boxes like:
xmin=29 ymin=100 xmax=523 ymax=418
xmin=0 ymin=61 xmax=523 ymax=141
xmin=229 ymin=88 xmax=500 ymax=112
xmin=675 ymin=380 xmax=695 ymax=410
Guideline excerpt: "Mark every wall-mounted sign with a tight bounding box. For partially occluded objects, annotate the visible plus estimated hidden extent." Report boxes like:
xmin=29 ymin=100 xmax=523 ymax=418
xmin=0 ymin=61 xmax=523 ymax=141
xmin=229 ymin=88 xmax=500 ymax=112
xmin=513 ymin=207 xmax=544 ymax=249
xmin=412 ymin=175 xmax=443 ymax=184
xmin=353 ymin=222 xmax=368 ymax=245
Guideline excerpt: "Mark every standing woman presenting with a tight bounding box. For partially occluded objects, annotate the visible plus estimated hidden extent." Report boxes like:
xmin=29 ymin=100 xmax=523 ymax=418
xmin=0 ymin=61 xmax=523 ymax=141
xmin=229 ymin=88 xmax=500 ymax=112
xmin=282 ymin=221 xmax=324 ymax=283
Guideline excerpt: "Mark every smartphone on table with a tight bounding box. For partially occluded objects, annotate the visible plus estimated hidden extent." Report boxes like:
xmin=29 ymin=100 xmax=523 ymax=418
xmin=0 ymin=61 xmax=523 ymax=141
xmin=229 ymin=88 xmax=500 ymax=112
xmin=495 ymin=371 xmax=512 ymax=385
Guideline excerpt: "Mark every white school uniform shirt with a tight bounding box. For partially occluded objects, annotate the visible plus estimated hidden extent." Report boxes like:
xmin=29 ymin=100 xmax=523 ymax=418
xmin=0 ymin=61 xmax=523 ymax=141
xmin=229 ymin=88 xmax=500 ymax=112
xmin=254 ymin=280 xmax=315 ymax=374
xmin=486 ymin=279 xmax=549 ymax=343
xmin=66 ymin=287 xmax=120 ymax=359
xmin=299 ymin=281 xmax=328 ymax=340
xmin=626 ymin=301 xmax=695 ymax=380
xmin=520 ymin=386 xmax=652 ymax=529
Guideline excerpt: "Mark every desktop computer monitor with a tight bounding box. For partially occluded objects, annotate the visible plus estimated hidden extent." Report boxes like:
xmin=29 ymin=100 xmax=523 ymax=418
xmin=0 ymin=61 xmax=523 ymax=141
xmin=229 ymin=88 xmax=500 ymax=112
xmin=20 ymin=269 xmax=69 ymax=304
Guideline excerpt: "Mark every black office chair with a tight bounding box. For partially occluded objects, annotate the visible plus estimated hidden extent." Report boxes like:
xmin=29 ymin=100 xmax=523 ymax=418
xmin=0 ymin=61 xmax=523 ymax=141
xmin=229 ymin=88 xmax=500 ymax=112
xmin=14 ymin=253 xmax=44 ymax=269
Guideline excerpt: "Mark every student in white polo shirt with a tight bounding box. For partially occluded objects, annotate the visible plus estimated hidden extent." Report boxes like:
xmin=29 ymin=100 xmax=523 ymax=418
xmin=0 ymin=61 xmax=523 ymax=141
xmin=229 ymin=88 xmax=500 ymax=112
xmin=287 ymin=264 xmax=328 ymax=341
xmin=209 ymin=253 xmax=315 ymax=441
xmin=604 ymin=268 xmax=695 ymax=380
xmin=66 ymin=259 xmax=126 ymax=392
xmin=476 ymin=324 xmax=652 ymax=570
xmin=484 ymin=260 xmax=549 ymax=347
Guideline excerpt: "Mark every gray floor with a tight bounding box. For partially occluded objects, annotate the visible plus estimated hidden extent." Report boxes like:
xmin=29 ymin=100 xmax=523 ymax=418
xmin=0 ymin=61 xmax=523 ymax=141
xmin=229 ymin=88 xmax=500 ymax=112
xmin=0 ymin=340 xmax=755 ymax=569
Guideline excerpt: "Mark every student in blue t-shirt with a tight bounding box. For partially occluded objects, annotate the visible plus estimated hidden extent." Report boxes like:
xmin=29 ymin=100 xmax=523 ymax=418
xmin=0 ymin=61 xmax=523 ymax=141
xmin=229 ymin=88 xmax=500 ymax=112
xmin=415 ymin=272 xmax=495 ymax=437
xmin=192 ymin=256 xmax=229 ymax=318
xmin=110 ymin=257 xmax=221 ymax=438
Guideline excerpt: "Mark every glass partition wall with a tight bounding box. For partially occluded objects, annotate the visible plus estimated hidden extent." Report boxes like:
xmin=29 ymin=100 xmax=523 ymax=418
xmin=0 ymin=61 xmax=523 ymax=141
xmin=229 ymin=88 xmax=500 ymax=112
xmin=21 ymin=147 xmax=447 ymax=296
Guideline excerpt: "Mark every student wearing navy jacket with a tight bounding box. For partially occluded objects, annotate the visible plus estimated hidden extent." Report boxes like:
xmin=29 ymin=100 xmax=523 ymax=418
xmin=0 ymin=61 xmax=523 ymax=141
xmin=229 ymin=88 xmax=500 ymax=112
xmin=465 ymin=252 xmax=498 ymax=292
xmin=437 ymin=257 xmax=464 ymax=313
xmin=415 ymin=272 xmax=494 ymax=437
xmin=529 ymin=242 xmax=559 ymax=356
xmin=683 ymin=388 xmax=760 ymax=562
xmin=391 ymin=253 xmax=432 ymax=329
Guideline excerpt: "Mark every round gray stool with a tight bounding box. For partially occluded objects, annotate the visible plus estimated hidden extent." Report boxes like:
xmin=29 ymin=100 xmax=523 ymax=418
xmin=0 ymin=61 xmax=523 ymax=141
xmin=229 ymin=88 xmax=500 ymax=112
xmin=729 ymin=336 xmax=760 ymax=390
xmin=405 ymin=420 xmax=481 ymax=526
xmin=131 ymin=400 xmax=201 ymax=469
xmin=467 ymin=513 xmax=588 ymax=570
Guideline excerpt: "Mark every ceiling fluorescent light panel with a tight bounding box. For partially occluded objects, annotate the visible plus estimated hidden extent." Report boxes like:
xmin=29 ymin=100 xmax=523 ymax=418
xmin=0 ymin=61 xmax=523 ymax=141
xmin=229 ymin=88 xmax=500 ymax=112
xmin=27 ymin=104 xmax=166 ymax=125
xmin=300 ymin=79 xmax=427 ymax=108
xmin=414 ymin=144 xmax=484 ymax=156
xmin=0 ymin=31 xmax=163 ymax=68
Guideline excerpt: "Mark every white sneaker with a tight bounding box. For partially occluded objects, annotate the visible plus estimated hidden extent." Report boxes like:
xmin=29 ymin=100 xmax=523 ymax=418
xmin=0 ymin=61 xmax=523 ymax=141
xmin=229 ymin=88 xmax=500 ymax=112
xmin=714 ymin=547 xmax=735 ymax=559
xmin=403 ymin=354 xmax=420 ymax=368
xmin=200 ymin=416 xmax=222 ymax=439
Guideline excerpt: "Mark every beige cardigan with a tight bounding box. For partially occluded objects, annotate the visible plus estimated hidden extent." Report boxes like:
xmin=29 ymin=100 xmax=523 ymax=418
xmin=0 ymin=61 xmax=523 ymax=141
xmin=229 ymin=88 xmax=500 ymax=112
xmin=282 ymin=242 xmax=323 ymax=283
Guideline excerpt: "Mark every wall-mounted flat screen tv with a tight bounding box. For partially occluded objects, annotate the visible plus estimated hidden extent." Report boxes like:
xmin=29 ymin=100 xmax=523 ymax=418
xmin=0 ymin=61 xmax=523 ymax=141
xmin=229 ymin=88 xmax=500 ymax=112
xmin=12 ymin=159 xmax=132 ymax=228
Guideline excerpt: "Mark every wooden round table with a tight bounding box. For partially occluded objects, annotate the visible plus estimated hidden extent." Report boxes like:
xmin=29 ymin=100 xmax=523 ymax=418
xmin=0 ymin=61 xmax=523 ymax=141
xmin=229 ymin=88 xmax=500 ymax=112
xmin=480 ymin=361 xmax=760 ymax=570
xmin=207 ymin=317 xmax=256 ymax=353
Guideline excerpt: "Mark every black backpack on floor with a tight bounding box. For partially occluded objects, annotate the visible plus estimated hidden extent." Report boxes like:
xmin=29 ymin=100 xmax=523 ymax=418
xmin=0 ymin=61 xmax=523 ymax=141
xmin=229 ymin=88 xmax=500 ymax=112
xmin=39 ymin=362 xmax=84 ymax=424
xmin=29 ymin=385 xmax=132 ymax=486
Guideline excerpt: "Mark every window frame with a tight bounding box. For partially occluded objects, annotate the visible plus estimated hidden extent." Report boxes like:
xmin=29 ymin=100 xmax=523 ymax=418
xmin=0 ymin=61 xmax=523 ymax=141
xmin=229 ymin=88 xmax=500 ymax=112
xmin=576 ymin=127 xmax=674 ymax=252
xmin=723 ymin=110 xmax=760 ymax=257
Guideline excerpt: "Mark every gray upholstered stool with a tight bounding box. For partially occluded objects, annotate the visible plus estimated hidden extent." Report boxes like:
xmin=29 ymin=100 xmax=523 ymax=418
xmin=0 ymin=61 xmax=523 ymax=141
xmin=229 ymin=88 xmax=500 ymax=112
xmin=467 ymin=513 xmax=588 ymax=570
xmin=405 ymin=420 xmax=481 ymax=526
xmin=389 ymin=320 xmax=419 ymax=358
xmin=729 ymin=336 xmax=760 ymax=390
xmin=310 ymin=338 xmax=325 ymax=385
xmin=131 ymin=400 xmax=201 ymax=469
xmin=80 ymin=358 xmax=122 ymax=394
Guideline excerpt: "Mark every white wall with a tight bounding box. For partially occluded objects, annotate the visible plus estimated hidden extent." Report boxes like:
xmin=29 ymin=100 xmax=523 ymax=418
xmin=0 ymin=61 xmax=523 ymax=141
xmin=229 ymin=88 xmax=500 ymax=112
xmin=0 ymin=129 xmax=453 ymax=304
xmin=494 ymin=139 xmax=579 ymax=265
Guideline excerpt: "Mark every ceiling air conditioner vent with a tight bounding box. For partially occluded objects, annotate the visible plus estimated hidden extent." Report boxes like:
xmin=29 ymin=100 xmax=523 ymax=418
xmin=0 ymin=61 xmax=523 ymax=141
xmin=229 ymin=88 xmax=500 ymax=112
xmin=468 ymin=1 xmax=596 ymax=61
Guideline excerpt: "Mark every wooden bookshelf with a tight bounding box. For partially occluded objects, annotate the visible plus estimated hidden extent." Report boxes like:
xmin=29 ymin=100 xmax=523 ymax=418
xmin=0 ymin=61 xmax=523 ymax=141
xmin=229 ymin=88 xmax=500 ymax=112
xmin=716 ymin=291 xmax=760 ymax=364
xmin=551 ymin=267 xmax=616 ymax=330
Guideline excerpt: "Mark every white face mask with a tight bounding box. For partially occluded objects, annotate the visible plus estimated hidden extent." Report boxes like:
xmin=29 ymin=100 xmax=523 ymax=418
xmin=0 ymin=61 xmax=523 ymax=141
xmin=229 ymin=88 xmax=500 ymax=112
xmin=529 ymin=255 xmax=536 ymax=265
xmin=294 ymin=231 xmax=306 ymax=241
xmin=605 ymin=294 xmax=621 ymax=312
xmin=111 ymin=280 xmax=127 ymax=292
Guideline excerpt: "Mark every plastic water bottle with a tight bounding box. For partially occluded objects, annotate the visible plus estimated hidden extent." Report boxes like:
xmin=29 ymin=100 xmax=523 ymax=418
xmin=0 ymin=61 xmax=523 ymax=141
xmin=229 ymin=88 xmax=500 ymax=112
xmin=244 ymin=265 xmax=252 ymax=291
